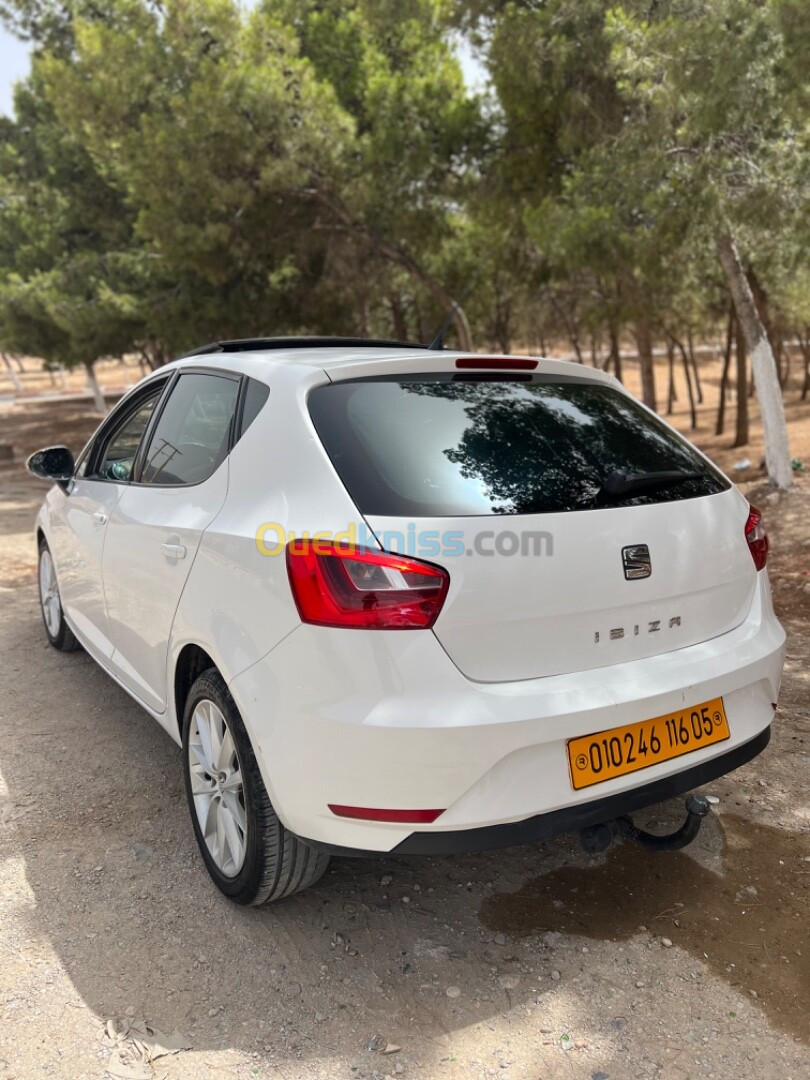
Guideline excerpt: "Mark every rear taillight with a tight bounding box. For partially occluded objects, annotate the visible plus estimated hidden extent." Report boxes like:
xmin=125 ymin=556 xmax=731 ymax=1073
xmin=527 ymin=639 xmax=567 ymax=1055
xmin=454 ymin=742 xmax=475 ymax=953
xmin=286 ymin=541 xmax=450 ymax=629
xmin=745 ymin=505 xmax=769 ymax=571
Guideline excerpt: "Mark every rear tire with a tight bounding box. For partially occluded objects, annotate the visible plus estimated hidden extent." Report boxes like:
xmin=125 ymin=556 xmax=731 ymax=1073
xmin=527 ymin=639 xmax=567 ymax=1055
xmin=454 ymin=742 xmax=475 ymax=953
xmin=38 ymin=538 xmax=80 ymax=652
xmin=182 ymin=668 xmax=329 ymax=904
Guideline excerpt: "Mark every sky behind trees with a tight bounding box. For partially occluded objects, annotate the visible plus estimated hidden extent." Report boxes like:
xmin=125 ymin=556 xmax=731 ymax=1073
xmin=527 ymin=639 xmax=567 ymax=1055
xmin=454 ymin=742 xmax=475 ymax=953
xmin=0 ymin=19 xmax=485 ymax=115
xmin=0 ymin=25 xmax=28 ymax=114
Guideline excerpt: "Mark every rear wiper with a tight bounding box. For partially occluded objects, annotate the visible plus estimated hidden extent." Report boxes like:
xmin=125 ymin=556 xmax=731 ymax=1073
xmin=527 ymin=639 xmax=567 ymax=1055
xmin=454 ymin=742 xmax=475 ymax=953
xmin=598 ymin=469 xmax=702 ymax=501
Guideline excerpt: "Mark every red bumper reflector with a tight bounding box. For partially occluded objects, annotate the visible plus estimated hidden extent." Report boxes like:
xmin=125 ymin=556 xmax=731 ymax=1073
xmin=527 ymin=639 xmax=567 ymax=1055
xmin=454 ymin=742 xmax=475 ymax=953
xmin=455 ymin=356 xmax=538 ymax=370
xmin=328 ymin=805 xmax=445 ymax=824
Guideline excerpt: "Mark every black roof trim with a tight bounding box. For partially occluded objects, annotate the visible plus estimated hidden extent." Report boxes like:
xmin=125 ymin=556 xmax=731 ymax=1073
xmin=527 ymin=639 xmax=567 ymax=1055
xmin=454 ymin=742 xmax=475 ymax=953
xmin=180 ymin=336 xmax=430 ymax=359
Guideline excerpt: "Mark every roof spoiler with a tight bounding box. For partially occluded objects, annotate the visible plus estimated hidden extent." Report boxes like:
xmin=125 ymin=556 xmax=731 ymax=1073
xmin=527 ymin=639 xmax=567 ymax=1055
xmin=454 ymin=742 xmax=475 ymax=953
xmin=179 ymin=336 xmax=429 ymax=358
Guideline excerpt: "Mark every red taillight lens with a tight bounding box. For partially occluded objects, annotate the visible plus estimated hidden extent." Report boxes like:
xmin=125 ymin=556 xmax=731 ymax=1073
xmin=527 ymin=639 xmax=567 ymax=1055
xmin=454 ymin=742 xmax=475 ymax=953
xmin=745 ymin=504 xmax=769 ymax=571
xmin=455 ymin=356 xmax=538 ymax=370
xmin=286 ymin=541 xmax=450 ymax=629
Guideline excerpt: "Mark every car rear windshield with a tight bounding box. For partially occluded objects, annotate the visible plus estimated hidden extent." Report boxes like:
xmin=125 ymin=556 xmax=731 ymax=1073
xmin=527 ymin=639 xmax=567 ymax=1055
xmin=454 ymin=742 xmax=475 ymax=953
xmin=308 ymin=374 xmax=729 ymax=516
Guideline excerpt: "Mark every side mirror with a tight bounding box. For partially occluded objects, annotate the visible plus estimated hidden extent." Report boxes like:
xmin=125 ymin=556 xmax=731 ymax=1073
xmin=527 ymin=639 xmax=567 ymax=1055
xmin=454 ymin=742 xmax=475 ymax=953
xmin=26 ymin=445 xmax=75 ymax=485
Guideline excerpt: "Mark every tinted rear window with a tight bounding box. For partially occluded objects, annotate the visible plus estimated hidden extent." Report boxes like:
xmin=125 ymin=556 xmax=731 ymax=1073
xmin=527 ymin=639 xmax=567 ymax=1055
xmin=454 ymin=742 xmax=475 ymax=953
xmin=308 ymin=375 xmax=728 ymax=516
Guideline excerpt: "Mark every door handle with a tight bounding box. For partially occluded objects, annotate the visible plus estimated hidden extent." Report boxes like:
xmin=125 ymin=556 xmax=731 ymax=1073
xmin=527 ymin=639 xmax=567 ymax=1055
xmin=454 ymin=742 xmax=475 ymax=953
xmin=161 ymin=542 xmax=187 ymax=560
xmin=92 ymin=511 xmax=107 ymax=525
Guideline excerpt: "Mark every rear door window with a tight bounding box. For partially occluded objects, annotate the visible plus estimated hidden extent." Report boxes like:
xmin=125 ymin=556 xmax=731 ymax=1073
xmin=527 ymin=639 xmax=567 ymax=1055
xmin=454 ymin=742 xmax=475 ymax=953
xmin=308 ymin=375 xmax=729 ymax=516
xmin=140 ymin=372 xmax=240 ymax=486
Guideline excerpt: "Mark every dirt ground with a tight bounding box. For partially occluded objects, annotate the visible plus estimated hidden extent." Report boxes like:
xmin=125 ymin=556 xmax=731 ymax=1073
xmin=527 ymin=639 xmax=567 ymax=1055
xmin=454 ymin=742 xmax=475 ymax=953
xmin=0 ymin=355 xmax=808 ymax=1080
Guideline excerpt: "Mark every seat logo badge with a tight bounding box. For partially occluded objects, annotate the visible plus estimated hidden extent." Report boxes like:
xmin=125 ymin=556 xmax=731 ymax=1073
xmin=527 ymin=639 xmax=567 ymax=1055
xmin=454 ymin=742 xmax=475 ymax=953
xmin=622 ymin=544 xmax=651 ymax=580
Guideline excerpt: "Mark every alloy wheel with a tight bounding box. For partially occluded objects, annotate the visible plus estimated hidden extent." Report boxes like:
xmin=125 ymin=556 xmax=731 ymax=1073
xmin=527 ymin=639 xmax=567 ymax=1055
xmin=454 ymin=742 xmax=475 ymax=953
xmin=39 ymin=548 xmax=62 ymax=638
xmin=187 ymin=698 xmax=247 ymax=877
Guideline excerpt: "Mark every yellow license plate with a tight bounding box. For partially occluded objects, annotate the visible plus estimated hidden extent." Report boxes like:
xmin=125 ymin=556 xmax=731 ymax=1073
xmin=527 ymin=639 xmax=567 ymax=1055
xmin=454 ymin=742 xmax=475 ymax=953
xmin=567 ymin=697 xmax=730 ymax=791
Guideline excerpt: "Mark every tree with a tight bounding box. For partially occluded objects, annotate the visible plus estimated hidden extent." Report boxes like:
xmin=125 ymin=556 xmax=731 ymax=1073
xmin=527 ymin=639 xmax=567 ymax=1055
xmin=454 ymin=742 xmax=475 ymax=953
xmin=606 ymin=0 xmax=805 ymax=487
xmin=457 ymin=0 xmax=806 ymax=484
xmin=2 ymin=0 xmax=809 ymax=423
xmin=460 ymin=0 xmax=710 ymax=410
xmin=0 ymin=69 xmax=155 ymax=409
xmin=276 ymin=0 xmax=487 ymax=347
xmin=16 ymin=0 xmax=482 ymax=352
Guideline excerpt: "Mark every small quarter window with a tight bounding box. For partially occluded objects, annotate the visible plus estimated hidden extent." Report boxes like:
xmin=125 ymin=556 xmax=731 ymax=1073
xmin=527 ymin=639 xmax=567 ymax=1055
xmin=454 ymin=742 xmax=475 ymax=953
xmin=239 ymin=378 xmax=270 ymax=438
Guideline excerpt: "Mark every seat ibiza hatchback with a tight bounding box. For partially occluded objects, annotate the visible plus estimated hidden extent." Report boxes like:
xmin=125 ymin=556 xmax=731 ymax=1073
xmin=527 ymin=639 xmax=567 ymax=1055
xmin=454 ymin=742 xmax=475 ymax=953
xmin=28 ymin=339 xmax=785 ymax=903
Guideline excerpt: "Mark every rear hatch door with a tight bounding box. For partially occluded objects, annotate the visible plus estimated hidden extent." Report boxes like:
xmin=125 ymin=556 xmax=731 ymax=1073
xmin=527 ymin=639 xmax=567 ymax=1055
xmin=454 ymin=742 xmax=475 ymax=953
xmin=308 ymin=371 xmax=756 ymax=681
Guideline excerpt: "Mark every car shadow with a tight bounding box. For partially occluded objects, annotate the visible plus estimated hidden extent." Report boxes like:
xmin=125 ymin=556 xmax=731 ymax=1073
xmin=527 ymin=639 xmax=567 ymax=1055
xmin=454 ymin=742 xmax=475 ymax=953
xmin=1 ymin=585 xmax=807 ymax=1074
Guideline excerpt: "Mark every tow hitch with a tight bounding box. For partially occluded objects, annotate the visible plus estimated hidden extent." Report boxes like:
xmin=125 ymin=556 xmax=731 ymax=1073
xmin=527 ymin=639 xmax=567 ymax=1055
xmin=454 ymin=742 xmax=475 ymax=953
xmin=579 ymin=794 xmax=711 ymax=854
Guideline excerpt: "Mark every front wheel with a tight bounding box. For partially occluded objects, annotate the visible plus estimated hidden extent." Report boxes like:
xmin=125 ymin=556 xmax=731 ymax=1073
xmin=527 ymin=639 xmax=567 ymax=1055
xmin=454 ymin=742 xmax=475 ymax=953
xmin=38 ymin=539 xmax=80 ymax=651
xmin=181 ymin=669 xmax=329 ymax=904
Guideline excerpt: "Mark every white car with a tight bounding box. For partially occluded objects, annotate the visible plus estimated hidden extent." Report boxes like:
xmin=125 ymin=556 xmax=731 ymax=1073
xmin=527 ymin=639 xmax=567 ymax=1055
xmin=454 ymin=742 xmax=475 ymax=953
xmin=28 ymin=338 xmax=785 ymax=904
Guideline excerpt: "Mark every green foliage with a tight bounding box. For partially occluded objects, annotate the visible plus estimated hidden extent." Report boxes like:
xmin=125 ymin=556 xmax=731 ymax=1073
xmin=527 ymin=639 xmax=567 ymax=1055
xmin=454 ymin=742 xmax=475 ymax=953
xmin=0 ymin=0 xmax=808 ymax=378
xmin=0 ymin=0 xmax=481 ymax=362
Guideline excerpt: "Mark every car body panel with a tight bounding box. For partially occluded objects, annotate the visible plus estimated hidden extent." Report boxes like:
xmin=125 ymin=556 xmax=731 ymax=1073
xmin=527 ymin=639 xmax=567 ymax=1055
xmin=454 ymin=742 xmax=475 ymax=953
xmin=228 ymin=571 xmax=783 ymax=850
xmin=32 ymin=344 xmax=786 ymax=859
xmin=40 ymin=478 xmax=125 ymax=660
xmin=166 ymin=363 xmax=374 ymax=738
xmin=102 ymin=463 xmax=230 ymax=712
xmin=366 ymin=488 xmax=757 ymax=682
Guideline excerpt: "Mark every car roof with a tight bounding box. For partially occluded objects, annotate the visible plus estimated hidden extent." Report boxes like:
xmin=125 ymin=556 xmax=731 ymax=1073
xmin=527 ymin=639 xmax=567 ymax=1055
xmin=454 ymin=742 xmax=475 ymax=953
xmin=167 ymin=337 xmax=615 ymax=386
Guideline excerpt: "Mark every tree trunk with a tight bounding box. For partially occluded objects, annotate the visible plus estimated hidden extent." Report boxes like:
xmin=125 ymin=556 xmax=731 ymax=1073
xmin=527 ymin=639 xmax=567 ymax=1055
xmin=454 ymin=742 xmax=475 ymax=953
xmin=390 ymin=294 xmax=408 ymax=341
xmin=414 ymin=298 xmax=427 ymax=344
xmin=733 ymin=316 xmax=749 ymax=449
xmin=634 ymin=321 xmax=657 ymax=411
xmin=609 ymin=324 xmax=623 ymax=383
xmin=550 ymin=297 xmax=582 ymax=362
xmin=361 ymin=301 xmax=370 ymax=337
xmin=748 ymin=266 xmax=785 ymax=387
xmin=666 ymin=340 xmax=676 ymax=415
xmin=779 ymin=339 xmax=790 ymax=388
xmin=493 ymin=295 xmax=511 ymax=353
xmin=297 ymin=185 xmax=472 ymax=350
xmin=718 ymin=232 xmax=791 ymax=487
xmin=145 ymin=341 xmax=169 ymax=369
xmin=2 ymin=352 xmax=22 ymax=393
xmin=687 ymin=330 xmax=703 ymax=403
xmin=800 ymin=330 xmax=810 ymax=401
xmin=673 ymin=337 xmax=697 ymax=428
xmin=716 ymin=307 xmax=734 ymax=436
xmin=589 ymin=333 xmax=599 ymax=367
xmin=85 ymin=361 xmax=107 ymax=414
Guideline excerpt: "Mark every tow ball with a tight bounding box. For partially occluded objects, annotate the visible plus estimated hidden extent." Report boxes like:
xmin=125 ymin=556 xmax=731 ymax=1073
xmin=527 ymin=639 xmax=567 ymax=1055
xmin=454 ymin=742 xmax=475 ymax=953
xmin=579 ymin=794 xmax=711 ymax=854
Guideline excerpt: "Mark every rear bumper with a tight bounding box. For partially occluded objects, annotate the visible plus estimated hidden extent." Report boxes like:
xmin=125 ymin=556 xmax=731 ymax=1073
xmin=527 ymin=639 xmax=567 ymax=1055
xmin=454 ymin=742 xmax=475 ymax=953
xmin=369 ymin=727 xmax=769 ymax=856
xmin=228 ymin=575 xmax=785 ymax=854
